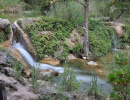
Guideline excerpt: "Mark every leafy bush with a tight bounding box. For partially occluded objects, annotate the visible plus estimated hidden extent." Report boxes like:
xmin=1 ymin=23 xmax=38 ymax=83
xmin=59 ymin=63 xmax=81 ymax=92
xmin=0 ymin=31 xmax=5 ymax=43
xmin=45 ymin=1 xmax=84 ymax=20
xmin=108 ymin=53 xmax=130 ymax=100
xmin=0 ymin=26 xmax=10 ymax=43
xmin=89 ymin=19 xmax=114 ymax=56
xmin=12 ymin=60 xmax=23 ymax=79
xmin=121 ymin=25 xmax=130 ymax=43
xmin=72 ymin=43 xmax=84 ymax=57
xmin=24 ymin=17 xmax=74 ymax=60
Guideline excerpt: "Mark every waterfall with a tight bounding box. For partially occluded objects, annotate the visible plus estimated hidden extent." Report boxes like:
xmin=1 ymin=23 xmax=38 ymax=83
xmin=13 ymin=41 xmax=64 ymax=73
xmin=112 ymin=31 xmax=119 ymax=51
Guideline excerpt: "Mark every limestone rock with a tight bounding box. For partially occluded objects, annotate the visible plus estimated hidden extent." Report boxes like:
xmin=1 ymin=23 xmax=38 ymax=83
xmin=0 ymin=73 xmax=38 ymax=100
xmin=113 ymin=23 xmax=125 ymax=37
xmin=88 ymin=61 xmax=98 ymax=66
xmin=0 ymin=80 xmax=7 ymax=100
xmin=40 ymin=69 xmax=59 ymax=78
xmin=38 ymin=31 xmax=52 ymax=38
xmin=13 ymin=21 xmax=38 ymax=59
xmin=4 ymin=67 xmax=16 ymax=77
xmin=18 ymin=18 xmax=42 ymax=28
xmin=41 ymin=58 xmax=60 ymax=66
xmin=65 ymin=29 xmax=83 ymax=47
xmin=67 ymin=54 xmax=77 ymax=60
xmin=0 ymin=41 xmax=31 ymax=77
xmin=0 ymin=18 xmax=10 ymax=30
xmin=126 ymin=45 xmax=130 ymax=50
xmin=0 ymin=50 xmax=12 ymax=67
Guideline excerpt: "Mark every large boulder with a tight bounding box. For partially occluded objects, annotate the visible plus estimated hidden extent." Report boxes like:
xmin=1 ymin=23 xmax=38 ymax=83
xmin=0 ymin=80 xmax=7 ymax=100
xmin=0 ymin=73 xmax=38 ymax=100
xmin=0 ymin=50 xmax=12 ymax=67
xmin=88 ymin=61 xmax=98 ymax=66
xmin=0 ymin=18 xmax=10 ymax=30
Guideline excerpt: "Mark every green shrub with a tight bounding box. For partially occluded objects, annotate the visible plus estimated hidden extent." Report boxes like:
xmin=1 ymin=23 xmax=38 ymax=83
xmin=89 ymin=19 xmax=114 ymax=57
xmin=17 ymin=20 xmax=22 ymax=28
xmin=58 ymin=42 xmax=72 ymax=61
xmin=24 ymin=17 xmax=74 ymax=60
xmin=0 ymin=31 xmax=5 ymax=43
xmin=108 ymin=53 xmax=130 ymax=100
xmin=0 ymin=26 xmax=10 ymax=43
xmin=12 ymin=60 xmax=23 ymax=79
xmin=121 ymin=25 xmax=130 ymax=43
xmin=72 ymin=43 xmax=84 ymax=57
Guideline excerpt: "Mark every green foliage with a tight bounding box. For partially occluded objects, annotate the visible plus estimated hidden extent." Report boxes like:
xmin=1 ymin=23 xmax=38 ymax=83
xmin=17 ymin=20 xmax=22 ymax=28
xmin=0 ymin=0 xmax=24 ymax=11
xmin=0 ymin=31 xmax=5 ymax=43
xmin=24 ymin=17 xmax=74 ymax=60
xmin=88 ymin=70 xmax=100 ymax=99
xmin=58 ymin=42 xmax=72 ymax=61
xmin=0 ymin=26 xmax=10 ymax=43
xmin=45 ymin=1 xmax=84 ymax=20
xmin=4 ymin=25 xmax=10 ymax=34
xmin=121 ymin=25 xmax=130 ymax=43
xmin=31 ymin=67 xmax=40 ymax=93
xmin=12 ymin=60 xmax=23 ymax=79
xmin=89 ymin=19 xmax=114 ymax=57
xmin=24 ymin=0 xmax=50 ymax=12
xmin=72 ymin=43 xmax=84 ymax=57
xmin=59 ymin=63 xmax=81 ymax=92
xmin=110 ymin=0 xmax=130 ymax=20
xmin=108 ymin=53 xmax=130 ymax=100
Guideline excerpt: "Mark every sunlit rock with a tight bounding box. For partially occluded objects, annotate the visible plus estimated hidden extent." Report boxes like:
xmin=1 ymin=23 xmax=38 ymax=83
xmin=88 ymin=61 xmax=98 ymax=66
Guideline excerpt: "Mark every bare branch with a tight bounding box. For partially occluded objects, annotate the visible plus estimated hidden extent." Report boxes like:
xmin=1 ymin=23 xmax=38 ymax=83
xmin=75 ymin=0 xmax=86 ymax=6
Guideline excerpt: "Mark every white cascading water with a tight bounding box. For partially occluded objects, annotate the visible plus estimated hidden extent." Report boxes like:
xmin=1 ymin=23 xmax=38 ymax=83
xmin=13 ymin=41 xmax=64 ymax=73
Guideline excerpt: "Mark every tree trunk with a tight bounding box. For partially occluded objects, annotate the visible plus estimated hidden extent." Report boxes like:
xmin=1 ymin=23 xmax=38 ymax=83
xmin=84 ymin=0 xmax=89 ymax=57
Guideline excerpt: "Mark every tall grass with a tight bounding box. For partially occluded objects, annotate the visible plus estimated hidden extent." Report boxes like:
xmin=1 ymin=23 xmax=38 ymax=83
xmin=45 ymin=0 xmax=111 ymax=20
xmin=0 ymin=0 xmax=24 ymax=9
xmin=89 ymin=0 xmax=110 ymax=17
xmin=45 ymin=1 xmax=84 ymax=20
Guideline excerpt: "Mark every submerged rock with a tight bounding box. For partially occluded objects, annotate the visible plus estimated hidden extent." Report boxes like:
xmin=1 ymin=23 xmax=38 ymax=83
xmin=88 ymin=61 xmax=98 ymax=66
xmin=41 ymin=58 xmax=60 ymax=66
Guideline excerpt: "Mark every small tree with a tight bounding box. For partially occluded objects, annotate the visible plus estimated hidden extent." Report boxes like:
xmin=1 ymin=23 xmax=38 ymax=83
xmin=110 ymin=0 xmax=130 ymax=19
xmin=51 ymin=0 xmax=90 ymax=58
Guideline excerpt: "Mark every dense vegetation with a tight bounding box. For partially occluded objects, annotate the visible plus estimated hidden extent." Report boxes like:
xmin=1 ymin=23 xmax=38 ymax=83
xmin=23 ymin=17 xmax=114 ymax=60
xmin=108 ymin=53 xmax=130 ymax=100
